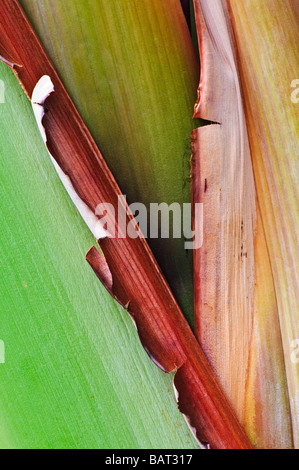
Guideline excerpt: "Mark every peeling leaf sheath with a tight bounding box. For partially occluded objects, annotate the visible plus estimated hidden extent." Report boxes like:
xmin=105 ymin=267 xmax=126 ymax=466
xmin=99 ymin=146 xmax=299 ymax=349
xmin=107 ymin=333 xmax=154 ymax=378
xmin=0 ymin=0 xmax=251 ymax=449
xmin=192 ymin=0 xmax=257 ymax=418
xmin=192 ymin=0 xmax=291 ymax=448
xmin=227 ymin=0 xmax=299 ymax=446
xmin=31 ymin=76 xmax=107 ymax=241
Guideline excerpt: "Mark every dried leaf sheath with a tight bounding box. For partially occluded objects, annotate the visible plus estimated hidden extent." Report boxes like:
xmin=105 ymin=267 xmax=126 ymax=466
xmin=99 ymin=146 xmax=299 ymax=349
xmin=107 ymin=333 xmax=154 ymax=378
xmin=0 ymin=0 xmax=251 ymax=449
xmin=192 ymin=0 xmax=256 ymax=418
xmin=227 ymin=0 xmax=299 ymax=446
xmin=244 ymin=209 xmax=292 ymax=448
xmin=192 ymin=0 xmax=291 ymax=447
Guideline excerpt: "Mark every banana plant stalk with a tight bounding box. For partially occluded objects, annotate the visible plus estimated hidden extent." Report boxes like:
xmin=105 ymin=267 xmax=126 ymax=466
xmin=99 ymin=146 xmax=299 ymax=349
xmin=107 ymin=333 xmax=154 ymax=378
xmin=227 ymin=0 xmax=299 ymax=447
xmin=192 ymin=0 xmax=298 ymax=448
xmin=0 ymin=0 xmax=252 ymax=449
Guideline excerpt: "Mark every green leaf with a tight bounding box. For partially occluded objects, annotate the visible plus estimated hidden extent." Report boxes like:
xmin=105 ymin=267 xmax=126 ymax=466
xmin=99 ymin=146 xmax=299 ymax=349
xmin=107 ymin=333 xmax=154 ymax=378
xmin=0 ymin=62 xmax=198 ymax=449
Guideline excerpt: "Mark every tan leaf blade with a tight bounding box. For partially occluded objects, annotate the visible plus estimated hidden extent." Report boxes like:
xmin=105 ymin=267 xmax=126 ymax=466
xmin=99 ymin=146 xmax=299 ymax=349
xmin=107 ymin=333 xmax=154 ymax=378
xmin=192 ymin=0 xmax=292 ymax=447
xmin=227 ymin=0 xmax=299 ymax=447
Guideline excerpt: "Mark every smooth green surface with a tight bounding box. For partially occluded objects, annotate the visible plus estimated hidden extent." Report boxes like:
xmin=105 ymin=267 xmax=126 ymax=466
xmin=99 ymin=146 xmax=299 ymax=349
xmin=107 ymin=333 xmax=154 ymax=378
xmin=20 ymin=0 xmax=200 ymax=326
xmin=0 ymin=62 xmax=198 ymax=449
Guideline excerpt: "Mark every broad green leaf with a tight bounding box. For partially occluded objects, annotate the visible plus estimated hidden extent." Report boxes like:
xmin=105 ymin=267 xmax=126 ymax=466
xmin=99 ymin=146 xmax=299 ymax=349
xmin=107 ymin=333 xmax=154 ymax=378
xmin=19 ymin=0 xmax=201 ymax=326
xmin=0 ymin=61 xmax=198 ymax=449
